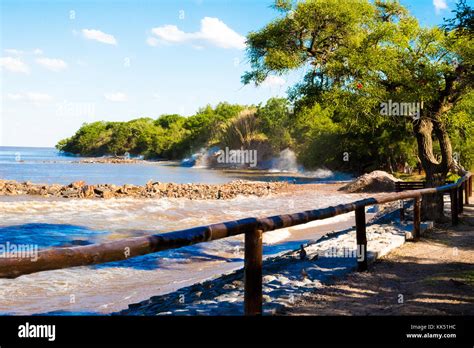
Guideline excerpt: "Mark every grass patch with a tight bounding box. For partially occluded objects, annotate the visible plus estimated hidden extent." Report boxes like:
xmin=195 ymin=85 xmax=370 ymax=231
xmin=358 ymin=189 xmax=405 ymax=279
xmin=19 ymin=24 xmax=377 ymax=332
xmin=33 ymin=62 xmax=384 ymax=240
xmin=424 ymin=270 xmax=474 ymax=286
xmin=393 ymin=172 xmax=462 ymax=182
xmin=393 ymin=172 xmax=425 ymax=181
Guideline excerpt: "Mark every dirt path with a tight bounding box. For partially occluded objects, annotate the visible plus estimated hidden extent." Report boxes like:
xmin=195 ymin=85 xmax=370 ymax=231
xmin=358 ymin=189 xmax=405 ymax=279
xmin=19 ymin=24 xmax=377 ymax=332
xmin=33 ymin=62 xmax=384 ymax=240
xmin=282 ymin=203 xmax=474 ymax=316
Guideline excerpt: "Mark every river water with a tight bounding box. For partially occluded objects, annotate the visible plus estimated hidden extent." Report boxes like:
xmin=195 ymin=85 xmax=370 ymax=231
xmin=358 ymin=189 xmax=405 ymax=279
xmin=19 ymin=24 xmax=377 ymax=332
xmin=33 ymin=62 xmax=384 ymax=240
xmin=0 ymin=147 xmax=360 ymax=315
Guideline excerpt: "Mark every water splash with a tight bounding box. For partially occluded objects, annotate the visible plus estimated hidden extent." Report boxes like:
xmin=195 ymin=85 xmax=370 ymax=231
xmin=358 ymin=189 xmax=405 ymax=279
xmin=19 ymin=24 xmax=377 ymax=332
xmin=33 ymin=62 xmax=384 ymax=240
xmin=181 ymin=147 xmax=219 ymax=168
xmin=270 ymin=148 xmax=299 ymax=172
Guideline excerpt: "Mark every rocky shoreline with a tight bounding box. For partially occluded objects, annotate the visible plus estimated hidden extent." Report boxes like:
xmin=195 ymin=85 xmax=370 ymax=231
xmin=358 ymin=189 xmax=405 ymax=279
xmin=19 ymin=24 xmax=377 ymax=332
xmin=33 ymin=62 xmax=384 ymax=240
xmin=0 ymin=179 xmax=289 ymax=200
xmin=73 ymin=157 xmax=149 ymax=164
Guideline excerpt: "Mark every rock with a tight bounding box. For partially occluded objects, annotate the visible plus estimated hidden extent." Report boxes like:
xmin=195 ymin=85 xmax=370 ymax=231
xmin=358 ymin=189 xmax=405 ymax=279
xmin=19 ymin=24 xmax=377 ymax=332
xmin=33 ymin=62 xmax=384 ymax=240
xmin=27 ymin=186 xmax=42 ymax=195
xmin=0 ymin=179 xmax=289 ymax=200
xmin=262 ymin=295 xmax=272 ymax=303
xmin=80 ymin=185 xmax=95 ymax=198
xmin=102 ymin=190 xmax=114 ymax=199
xmin=339 ymin=170 xmax=401 ymax=193
xmin=69 ymin=181 xmax=86 ymax=189
xmin=76 ymin=157 xmax=144 ymax=164
xmin=47 ymin=185 xmax=62 ymax=195
xmin=94 ymin=186 xmax=114 ymax=199
xmin=145 ymin=180 xmax=153 ymax=190
xmin=6 ymin=185 xmax=17 ymax=195
xmin=153 ymin=182 xmax=167 ymax=191
xmin=231 ymin=280 xmax=244 ymax=288
xmin=116 ymin=186 xmax=127 ymax=194
xmin=61 ymin=188 xmax=79 ymax=198
xmin=123 ymin=184 xmax=141 ymax=194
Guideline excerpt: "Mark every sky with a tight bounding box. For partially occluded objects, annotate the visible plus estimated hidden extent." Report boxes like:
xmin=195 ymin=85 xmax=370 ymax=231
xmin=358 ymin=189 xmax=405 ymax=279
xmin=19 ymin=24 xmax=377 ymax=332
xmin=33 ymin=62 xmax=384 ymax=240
xmin=0 ymin=0 xmax=465 ymax=147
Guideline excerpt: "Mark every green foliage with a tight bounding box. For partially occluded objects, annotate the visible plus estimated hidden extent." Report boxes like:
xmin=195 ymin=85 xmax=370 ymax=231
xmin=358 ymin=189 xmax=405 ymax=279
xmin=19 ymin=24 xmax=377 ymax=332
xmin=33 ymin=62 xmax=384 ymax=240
xmin=255 ymin=98 xmax=292 ymax=151
xmin=446 ymin=90 xmax=474 ymax=169
xmin=57 ymin=121 xmax=111 ymax=156
xmin=56 ymin=103 xmax=247 ymax=160
xmin=242 ymin=0 xmax=473 ymax=173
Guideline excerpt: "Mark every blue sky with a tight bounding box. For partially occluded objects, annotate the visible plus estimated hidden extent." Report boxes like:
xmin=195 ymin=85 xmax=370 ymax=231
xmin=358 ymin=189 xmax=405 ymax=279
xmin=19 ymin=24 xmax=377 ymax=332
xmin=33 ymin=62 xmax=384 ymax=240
xmin=0 ymin=0 xmax=463 ymax=147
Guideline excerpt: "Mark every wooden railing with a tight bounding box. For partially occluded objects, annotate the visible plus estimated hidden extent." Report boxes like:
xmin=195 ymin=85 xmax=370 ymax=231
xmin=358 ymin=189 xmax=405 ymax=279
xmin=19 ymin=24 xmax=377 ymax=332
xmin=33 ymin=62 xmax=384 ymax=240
xmin=0 ymin=173 xmax=471 ymax=315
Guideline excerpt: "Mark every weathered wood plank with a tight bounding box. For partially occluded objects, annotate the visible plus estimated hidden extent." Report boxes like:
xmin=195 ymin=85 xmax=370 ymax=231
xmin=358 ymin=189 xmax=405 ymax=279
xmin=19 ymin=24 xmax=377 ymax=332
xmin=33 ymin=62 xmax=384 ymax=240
xmin=355 ymin=206 xmax=367 ymax=272
xmin=413 ymin=198 xmax=421 ymax=241
xmin=244 ymin=228 xmax=263 ymax=316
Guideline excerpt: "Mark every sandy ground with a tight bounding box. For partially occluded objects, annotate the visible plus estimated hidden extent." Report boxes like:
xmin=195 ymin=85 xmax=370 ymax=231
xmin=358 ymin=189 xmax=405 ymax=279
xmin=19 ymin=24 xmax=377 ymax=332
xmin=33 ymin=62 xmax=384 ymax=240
xmin=282 ymin=203 xmax=474 ymax=316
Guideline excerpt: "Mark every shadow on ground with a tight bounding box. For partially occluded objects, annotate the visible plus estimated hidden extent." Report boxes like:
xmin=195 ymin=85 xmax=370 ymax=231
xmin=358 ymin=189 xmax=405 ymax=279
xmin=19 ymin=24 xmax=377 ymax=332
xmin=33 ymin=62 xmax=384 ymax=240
xmin=283 ymin=204 xmax=474 ymax=316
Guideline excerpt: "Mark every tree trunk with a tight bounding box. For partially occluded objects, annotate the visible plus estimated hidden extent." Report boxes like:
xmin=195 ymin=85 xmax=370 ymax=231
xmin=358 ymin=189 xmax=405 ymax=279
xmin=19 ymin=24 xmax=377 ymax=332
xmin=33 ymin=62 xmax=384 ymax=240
xmin=414 ymin=118 xmax=453 ymax=222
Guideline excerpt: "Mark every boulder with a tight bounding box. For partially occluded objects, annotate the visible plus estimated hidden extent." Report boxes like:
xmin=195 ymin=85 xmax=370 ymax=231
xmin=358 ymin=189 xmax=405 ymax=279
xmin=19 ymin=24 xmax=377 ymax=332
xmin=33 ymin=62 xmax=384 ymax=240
xmin=61 ymin=188 xmax=79 ymax=198
xmin=69 ymin=181 xmax=86 ymax=189
xmin=80 ymin=185 xmax=95 ymax=198
xmin=339 ymin=170 xmax=401 ymax=193
xmin=101 ymin=190 xmax=115 ymax=199
xmin=48 ymin=185 xmax=62 ymax=195
xmin=145 ymin=180 xmax=153 ymax=190
xmin=27 ymin=186 xmax=42 ymax=195
xmin=93 ymin=186 xmax=115 ymax=199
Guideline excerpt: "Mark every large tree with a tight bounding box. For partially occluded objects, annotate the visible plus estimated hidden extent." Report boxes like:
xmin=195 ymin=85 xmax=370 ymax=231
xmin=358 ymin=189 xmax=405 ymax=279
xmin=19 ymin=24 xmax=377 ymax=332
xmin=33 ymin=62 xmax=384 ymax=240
xmin=243 ymin=0 xmax=473 ymax=221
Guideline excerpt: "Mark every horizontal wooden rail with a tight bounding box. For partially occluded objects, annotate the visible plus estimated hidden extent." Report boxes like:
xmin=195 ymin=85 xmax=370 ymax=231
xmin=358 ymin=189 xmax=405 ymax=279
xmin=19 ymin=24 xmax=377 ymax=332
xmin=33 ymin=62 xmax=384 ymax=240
xmin=0 ymin=172 xmax=471 ymax=315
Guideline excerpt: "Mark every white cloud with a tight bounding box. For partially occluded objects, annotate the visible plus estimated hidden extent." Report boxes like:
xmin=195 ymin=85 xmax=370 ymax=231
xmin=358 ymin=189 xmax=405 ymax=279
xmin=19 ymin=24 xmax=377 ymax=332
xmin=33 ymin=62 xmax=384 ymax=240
xmin=36 ymin=58 xmax=68 ymax=72
xmin=6 ymin=93 xmax=23 ymax=101
xmin=150 ymin=17 xmax=246 ymax=49
xmin=152 ymin=25 xmax=188 ymax=43
xmin=104 ymin=92 xmax=128 ymax=102
xmin=82 ymin=29 xmax=117 ymax=45
xmin=0 ymin=56 xmax=29 ymax=73
xmin=4 ymin=49 xmax=23 ymax=55
xmin=433 ymin=0 xmax=448 ymax=13
xmin=5 ymin=92 xmax=53 ymax=103
xmin=261 ymin=75 xmax=286 ymax=88
xmin=26 ymin=92 xmax=53 ymax=102
xmin=4 ymin=48 xmax=44 ymax=56
xmin=146 ymin=37 xmax=159 ymax=47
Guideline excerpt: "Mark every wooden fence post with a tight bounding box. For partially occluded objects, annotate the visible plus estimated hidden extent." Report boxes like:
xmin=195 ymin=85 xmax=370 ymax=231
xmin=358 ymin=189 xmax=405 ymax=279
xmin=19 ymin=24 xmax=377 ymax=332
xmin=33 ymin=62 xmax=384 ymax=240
xmin=465 ymin=181 xmax=470 ymax=205
xmin=451 ymin=188 xmax=459 ymax=226
xmin=244 ymin=227 xmax=263 ymax=316
xmin=458 ymin=185 xmax=463 ymax=213
xmin=413 ymin=197 xmax=421 ymax=241
xmin=399 ymin=200 xmax=405 ymax=222
xmin=355 ymin=206 xmax=368 ymax=272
